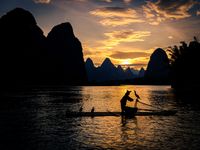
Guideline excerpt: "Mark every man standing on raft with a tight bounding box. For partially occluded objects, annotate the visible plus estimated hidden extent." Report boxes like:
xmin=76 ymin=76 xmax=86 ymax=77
xmin=120 ymin=90 xmax=139 ymax=115
xmin=120 ymin=90 xmax=134 ymax=114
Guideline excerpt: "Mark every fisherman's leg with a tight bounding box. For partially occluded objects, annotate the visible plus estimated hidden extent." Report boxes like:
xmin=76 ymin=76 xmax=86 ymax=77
xmin=121 ymin=105 xmax=125 ymax=115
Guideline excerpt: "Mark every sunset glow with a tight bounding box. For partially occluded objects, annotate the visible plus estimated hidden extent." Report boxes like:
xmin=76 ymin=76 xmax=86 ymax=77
xmin=121 ymin=59 xmax=132 ymax=65
xmin=1 ymin=0 xmax=200 ymax=69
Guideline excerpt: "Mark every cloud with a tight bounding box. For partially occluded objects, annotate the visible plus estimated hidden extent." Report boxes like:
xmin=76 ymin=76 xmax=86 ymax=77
xmin=90 ymin=7 xmax=144 ymax=26
xmin=143 ymin=0 xmax=199 ymax=25
xmin=99 ymin=17 xmax=143 ymax=26
xmin=90 ymin=7 xmax=137 ymax=18
xmin=110 ymin=51 xmax=150 ymax=59
xmin=33 ymin=0 xmax=51 ymax=4
xmin=102 ymin=30 xmax=151 ymax=49
xmin=83 ymin=50 xmax=93 ymax=55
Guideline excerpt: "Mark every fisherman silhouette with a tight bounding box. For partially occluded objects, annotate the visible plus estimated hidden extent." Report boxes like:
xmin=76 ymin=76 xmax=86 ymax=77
xmin=120 ymin=90 xmax=134 ymax=114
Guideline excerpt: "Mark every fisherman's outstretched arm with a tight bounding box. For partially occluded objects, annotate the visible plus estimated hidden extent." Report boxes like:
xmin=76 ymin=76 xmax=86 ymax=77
xmin=127 ymin=96 xmax=134 ymax=101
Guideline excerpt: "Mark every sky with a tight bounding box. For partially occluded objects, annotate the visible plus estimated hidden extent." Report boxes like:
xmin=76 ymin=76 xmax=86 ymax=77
xmin=0 ymin=0 xmax=200 ymax=69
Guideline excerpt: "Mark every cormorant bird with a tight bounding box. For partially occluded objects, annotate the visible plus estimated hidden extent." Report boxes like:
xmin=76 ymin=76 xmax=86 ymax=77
xmin=91 ymin=107 xmax=95 ymax=113
xmin=134 ymin=90 xmax=140 ymax=99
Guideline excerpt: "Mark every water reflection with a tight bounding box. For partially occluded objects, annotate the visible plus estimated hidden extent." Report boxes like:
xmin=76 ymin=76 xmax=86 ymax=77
xmin=1 ymin=85 xmax=200 ymax=149
xmin=120 ymin=116 xmax=138 ymax=144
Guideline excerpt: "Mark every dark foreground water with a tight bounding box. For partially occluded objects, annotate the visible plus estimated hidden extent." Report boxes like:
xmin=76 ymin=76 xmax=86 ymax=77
xmin=1 ymin=85 xmax=200 ymax=150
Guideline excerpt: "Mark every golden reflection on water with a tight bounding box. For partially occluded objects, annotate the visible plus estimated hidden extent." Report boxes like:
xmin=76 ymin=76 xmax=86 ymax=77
xmin=74 ymin=85 xmax=176 ymax=149
xmin=80 ymin=85 xmax=168 ymax=112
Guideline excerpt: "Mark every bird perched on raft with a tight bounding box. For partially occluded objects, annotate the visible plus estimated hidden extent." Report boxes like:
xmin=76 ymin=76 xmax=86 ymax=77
xmin=134 ymin=90 xmax=140 ymax=99
xmin=91 ymin=107 xmax=95 ymax=113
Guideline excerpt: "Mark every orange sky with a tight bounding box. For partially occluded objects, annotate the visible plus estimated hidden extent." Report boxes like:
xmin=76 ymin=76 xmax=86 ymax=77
xmin=1 ymin=0 xmax=200 ymax=69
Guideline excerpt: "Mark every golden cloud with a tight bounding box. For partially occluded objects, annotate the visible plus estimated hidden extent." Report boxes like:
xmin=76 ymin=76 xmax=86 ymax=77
xmin=90 ymin=7 xmax=138 ymax=18
xmin=33 ymin=0 xmax=51 ymax=4
xmin=90 ymin=7 xmax=144 ymax=26
xmin=102 ymin=30 xmax=151 ymax=49
xmin=131 ymin=57 xmax=149 ymax=69
xmin=143 ymin=0 xmax=199 ymax=25
xmin=110 ymin=51 xmax=151 ymax=59
xmin=83 ymin=50 xmax=93 ymax=56
xmin=99 ymin=17 xmax=144 ymax=26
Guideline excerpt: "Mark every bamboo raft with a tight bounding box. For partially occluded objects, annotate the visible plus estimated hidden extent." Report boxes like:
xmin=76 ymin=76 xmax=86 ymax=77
xmin=66 ymin=110 xmax=177 ymax=117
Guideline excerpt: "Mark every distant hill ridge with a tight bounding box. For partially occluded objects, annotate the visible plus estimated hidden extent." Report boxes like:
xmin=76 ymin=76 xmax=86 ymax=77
xmin=85 ymin=58 xmax=144 ymax=83
xmin=85 ymin=47 xmax=171 ymax=84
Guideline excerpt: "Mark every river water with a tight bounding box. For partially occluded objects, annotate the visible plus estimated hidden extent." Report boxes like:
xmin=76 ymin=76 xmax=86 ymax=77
xmin=1 ymin=85 xmax=200 ymax=150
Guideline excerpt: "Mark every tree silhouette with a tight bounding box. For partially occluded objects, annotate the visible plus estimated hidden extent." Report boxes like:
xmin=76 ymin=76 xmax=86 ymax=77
xmin=168 ymin=37 xmax=200 ymax=90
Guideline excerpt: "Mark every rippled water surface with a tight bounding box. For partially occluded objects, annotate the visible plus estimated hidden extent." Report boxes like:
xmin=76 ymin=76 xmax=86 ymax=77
xmin=1 ymin=85 xmax=200 ymax=149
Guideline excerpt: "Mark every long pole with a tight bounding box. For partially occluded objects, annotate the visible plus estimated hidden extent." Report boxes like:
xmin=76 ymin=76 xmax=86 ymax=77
xmin=137 ymin=100 xmax=162 ymax=110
